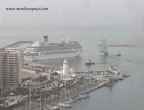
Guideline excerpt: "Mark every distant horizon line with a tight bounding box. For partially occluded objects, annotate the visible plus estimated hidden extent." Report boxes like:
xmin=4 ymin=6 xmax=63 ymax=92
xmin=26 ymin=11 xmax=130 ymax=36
xmin=0 ymin=24 xmax=143 ymax=30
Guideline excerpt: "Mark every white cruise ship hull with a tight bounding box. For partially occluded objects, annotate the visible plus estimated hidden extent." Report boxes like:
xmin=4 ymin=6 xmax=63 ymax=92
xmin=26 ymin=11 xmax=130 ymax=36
xmin=24 ymin=50 xmax=81 ymax=61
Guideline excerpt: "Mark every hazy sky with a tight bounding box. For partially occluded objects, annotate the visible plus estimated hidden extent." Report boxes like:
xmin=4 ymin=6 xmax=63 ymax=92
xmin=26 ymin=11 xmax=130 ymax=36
xmin=0 ymin=0 xmax=144 ymax=26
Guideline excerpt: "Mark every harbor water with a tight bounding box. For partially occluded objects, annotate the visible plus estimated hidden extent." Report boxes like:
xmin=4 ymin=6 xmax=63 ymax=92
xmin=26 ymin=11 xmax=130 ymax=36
xmin=0 ymin=26 xmax=144 ymax=110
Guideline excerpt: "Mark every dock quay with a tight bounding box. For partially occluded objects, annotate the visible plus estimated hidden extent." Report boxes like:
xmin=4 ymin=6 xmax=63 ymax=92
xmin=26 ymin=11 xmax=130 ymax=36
xmin=0 ymin=64 xmax=130 ymax=109
xmin=23 ymin=63 xmax=54 ymax=73
xmin=0 ymin=41 xmax=33 ymax=51
xmin=4 ymin=41 xmax=32 ymax=48
xmin=0 ymin=95 xmax=28 ymax=109
xmin=21 ymin=63 xmax=55 ymax=80
xmin=98 ymin=44 xmax=137 ymax=47
xmin=41 ymin=70 xmax=129 ymax=110
xmin=21 ymin=67 xmax=129 ymax=110
xmin=107 ymin=44 xmax=137 ymax=47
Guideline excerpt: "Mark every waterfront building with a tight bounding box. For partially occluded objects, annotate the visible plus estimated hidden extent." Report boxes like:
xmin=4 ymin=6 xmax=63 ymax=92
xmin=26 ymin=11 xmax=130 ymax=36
xmin=0 ymin=51 xmax=21 ymax=96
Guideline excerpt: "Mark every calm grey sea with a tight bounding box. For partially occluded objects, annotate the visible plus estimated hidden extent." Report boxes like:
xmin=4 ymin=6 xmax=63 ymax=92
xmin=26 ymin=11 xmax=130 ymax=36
xmin=0 ymin=26 xmax=144 ymax=110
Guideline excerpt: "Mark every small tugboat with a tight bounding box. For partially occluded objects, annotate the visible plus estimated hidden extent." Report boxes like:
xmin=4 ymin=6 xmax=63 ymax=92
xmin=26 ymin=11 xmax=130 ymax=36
xmin=85 ymin=59 xmax=95 ymax=66
xmin=116 ymin=51 xmax=121 ymax=56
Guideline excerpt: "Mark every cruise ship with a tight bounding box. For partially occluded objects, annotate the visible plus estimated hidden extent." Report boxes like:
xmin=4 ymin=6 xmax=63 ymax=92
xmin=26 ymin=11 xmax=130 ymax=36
xmin=24 ymin=36 xmax=82 ymax=61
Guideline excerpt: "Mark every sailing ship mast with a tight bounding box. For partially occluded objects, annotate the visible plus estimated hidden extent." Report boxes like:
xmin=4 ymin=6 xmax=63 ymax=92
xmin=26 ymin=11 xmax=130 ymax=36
xmin=39 ymin=89 xmax=42 ymax=110
xmin=28 ymin=82 xmax=32 ymax=110
xmin=99 ymin=39 xmax=108 ymax=56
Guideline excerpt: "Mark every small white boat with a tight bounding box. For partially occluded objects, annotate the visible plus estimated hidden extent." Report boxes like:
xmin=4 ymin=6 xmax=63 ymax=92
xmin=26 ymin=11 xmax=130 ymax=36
xmin=67 ymin=99 xmax=74 ymax=104
xmin=74 ymin=94 xmax=90 ymax=100
xmin=57 ymin=102 xmax=72 ymax=108
xmin=99 ymin=51 xmax=108 ymax=56
xmin=47 ymin=105 xmax=61 ymax=110
xmin=121 ymin=72 xmax=130 ymax=77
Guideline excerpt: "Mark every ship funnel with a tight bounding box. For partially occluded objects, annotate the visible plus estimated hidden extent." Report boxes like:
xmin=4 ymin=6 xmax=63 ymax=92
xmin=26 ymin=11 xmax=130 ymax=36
xmin=43 ymin=35 xmax=48 ymax=43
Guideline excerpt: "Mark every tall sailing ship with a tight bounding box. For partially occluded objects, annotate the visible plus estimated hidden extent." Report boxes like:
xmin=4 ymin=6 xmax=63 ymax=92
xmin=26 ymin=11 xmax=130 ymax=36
xmin=24 ymin=36 xmax=82 ymax=61
xmin=99 ymin=39 xmax=108 ymax=56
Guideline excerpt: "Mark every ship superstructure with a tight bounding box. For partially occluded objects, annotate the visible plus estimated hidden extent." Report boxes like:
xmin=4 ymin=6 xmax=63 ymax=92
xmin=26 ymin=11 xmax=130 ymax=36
xmin=24 ymin=36 xmax=82 ymax=61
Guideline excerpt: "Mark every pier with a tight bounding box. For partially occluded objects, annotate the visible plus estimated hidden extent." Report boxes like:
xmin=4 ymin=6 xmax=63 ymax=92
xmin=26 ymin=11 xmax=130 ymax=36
xmin=98 ymin=44 xmax=137 ymax=48
xmin=0 ymin=65 xmax=129 ymax=110
xmin=0 ymin=64 xmax=130 ymax=110
xmin=0 ymin=41 xmax=33 ymax=51
xmin=107 ymin=44 xmax=137 ymax=47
